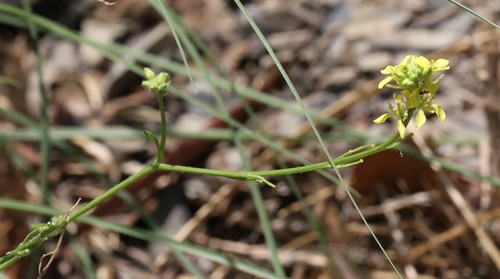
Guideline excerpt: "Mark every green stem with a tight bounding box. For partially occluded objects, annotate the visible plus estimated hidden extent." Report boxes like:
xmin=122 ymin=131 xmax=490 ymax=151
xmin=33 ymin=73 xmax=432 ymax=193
xmin=0 ymin=255 xmax=22 ymax=271
xmin=0 ymin=107 xmax=413 ymax=272
xmin=155 ymin=92 xmax=167 ymax=165
xmin=68 ymin=166 xmax=156 ymax=221
xmin=70 ymin=126 xmax=400 ymax=220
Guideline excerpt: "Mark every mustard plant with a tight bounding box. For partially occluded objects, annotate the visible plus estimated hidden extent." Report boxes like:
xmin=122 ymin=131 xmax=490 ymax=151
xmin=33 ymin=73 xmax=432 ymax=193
xmin=0 ymin=60 xmax=449 ymax=272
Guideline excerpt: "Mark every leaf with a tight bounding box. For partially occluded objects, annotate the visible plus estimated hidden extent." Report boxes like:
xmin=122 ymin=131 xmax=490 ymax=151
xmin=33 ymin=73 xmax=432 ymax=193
xmin=143 ymin=130 xmax=159 ymax=147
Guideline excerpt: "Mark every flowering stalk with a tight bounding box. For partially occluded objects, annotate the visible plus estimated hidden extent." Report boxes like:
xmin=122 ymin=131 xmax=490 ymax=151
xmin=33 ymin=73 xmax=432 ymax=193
xmin=141 ymin=67 xmax=170 ymax=165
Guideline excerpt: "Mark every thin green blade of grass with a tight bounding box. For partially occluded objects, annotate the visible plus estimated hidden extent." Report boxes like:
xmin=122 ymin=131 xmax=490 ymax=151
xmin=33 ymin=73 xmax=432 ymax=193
xmin=0 ymin=3 xmax=366 ymax=143
xmin=149 ymin=1 xmax=285 ymax=276
xmin=173 ymin=4 xmax=262 ymax=131
xmin=17 ymin=3 xmax=55 ymax=273
xmin=2 ymin=126 xmax=144 ymax=140
xmin=233 ymin=1 xmax=402 ymax=277
xmin=67 ymin=235 xmax=97 ymax=279
xmin=279 ymin=161 xmax=341 ymax=277
xmin=0 ymin=138 xmax=35 ymax=179
xmin=448 ymin=0 xmax=500 ymax=29
xmin=0 ymin=4 xmax=142 ymax=76
xmin=2 ymin=125 xmax=347 ymax=143
xmin=148 ymin=0 xmax=196 ymax=89
xmin=21 ymin=0 xmax=50 ymax=209
xmin=150 ymin=0 xmax=262 ymax=133
xmin=0 ymin=76 xmax=21 ymax=87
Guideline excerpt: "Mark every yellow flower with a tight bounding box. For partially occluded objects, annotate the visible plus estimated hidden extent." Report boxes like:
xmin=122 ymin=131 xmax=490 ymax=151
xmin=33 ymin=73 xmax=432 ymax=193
xmin=374 ymin=55 xmax=450 ymax=138
xmin=378 ymin=55 xmax=413 ymax=89
xmin=378 ymin=55 xmax=449 ymax=92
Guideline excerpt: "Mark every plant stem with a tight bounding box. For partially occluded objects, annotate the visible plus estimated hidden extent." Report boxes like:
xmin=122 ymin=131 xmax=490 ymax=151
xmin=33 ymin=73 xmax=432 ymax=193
xmin=68 ymin=166 xmax=156 ymax=221
xmin=155 ymin=132 xmax=399 ymax=178
xmin=65 ymin=127 xmax=400 ymax=224
xmin=155 ymin=92 xmax=167 ymax=165
xmin=67 ymin=127 xmax=403 ymax=222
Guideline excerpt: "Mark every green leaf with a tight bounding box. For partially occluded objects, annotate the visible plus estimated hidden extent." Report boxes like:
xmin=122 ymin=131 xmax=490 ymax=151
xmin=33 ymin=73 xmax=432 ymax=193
xmin=143 ymin=130 xmax=159 ymax=147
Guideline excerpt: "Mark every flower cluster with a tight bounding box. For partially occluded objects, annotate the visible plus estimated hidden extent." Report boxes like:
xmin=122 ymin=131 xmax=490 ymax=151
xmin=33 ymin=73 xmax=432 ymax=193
xmin=374 ymin=55 xmax=450 ymax=138
xmin=142 ymin=67 xmax=171 ymax=95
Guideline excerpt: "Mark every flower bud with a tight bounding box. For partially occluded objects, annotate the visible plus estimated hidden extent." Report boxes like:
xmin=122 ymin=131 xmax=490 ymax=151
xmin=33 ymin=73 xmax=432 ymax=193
xmin=144 ymin=68 xmax=155 ymax=80
xmin=401 ymin=78 xmax=415 ymax=89
xmin=394 ymin=69 xmax=407 ymax=80
xmin=421 ymin=65 xmax=432 ymax=80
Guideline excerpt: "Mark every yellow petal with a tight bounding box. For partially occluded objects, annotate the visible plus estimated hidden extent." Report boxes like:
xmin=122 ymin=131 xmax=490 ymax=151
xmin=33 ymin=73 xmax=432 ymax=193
xmin=378 ymin=76 xmax=393 ymax=89
xmin=415 ymin=110 xmax=426 ymax=129
xmin=407 ymin=90 xmax=420 ymax=108
xmin=373 ymin=113 xmax=392 ymax=124
xmin=427 ymin=82 xmax=438 ymax=94
xmin=398 ymin=120 xmax=406 ymax=138
xmin=432 ymin=104 xmax=446 ymax=121
xmin=380 ymin=65 xmax=394 ymax=74
xmin=400 ymin=55 xmax=414 ymax=67
xmin=416 ymin=56 xmax=430 ymax=67
xmin=433 ymin=59 xmax=450 ymax=70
